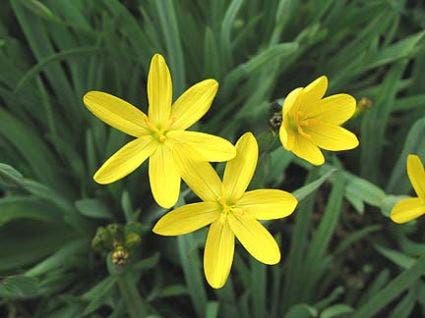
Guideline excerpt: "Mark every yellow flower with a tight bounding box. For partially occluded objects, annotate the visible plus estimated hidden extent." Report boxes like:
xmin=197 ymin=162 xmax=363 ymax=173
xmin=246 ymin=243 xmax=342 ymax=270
xmin=83 ymin=54 xmax=236 ymax=208
xmin=279 ymin=76 xmax=359 ymax=165
xmin=390 ymin=154 xmax=425 ymax=224
xmin=153 ymin=132 xmax=298 ymax=288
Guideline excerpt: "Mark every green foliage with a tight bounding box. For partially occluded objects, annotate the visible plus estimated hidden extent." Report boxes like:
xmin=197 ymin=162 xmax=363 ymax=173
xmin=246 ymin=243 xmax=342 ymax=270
xmin=0 ymin=0 xmax=424 ymax=317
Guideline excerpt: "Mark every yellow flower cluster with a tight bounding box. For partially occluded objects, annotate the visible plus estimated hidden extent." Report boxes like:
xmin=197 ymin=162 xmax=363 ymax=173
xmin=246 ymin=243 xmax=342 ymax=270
xmin=86 ymin=53 xmax=425 ymax=289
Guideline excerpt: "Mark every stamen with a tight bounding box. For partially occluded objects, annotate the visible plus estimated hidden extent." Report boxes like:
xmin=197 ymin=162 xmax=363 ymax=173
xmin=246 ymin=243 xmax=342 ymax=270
xmin=301 ymin=118 xmax=319 ymax=127
xmin=217 ymin=197 xmax=234 ymax=215
xmin=297 ymin=125 xmax=312 ymax=140
xmin=295 ymin=110 xmax=303 ymax=123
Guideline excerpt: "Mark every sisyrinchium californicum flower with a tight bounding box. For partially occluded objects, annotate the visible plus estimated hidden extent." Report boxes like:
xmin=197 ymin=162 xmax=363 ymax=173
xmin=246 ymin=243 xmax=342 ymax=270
xmin=83 ymin=54 xmax=236 ymax=208
xmin=153 ymin=132 xmax=298 ymax=288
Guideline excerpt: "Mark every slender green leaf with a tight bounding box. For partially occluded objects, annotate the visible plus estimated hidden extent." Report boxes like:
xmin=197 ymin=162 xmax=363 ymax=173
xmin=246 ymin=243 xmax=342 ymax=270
xmin=319 ymin=304 xmax=353 ymax=318
xmin=178 ymin=234 xmax=207 ymax=317
xmin=387 ymin=116 xmax=425 ymax=193
xmin=75 ymin=198 xmax=113 ymax=219
xmin=352 ymin=254 xmax=425 ymax=318
xmin=82 ymin=276 xmax=117 ymax=316
xmin=0 ymin=275 xmax=39 ymax=298
xmin=205 ymin=301 xmax=220 ymax=318
xmin=294 ymin=168 xmax=336 ymax=201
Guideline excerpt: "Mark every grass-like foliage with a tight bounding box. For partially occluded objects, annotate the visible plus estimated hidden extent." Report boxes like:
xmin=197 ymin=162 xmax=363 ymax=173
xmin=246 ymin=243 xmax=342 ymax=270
xmin=0 ymin=0 xmax=424 ymax=317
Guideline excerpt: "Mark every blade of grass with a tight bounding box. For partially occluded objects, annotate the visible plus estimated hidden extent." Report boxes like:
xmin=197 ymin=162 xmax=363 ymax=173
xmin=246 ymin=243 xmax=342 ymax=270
xmin=281 ymin=169 xmax=319 ymax=312
xmin=251 ymin=259 xmax=266 ymax=318
xmin=352 ymin=254 xmax=425 ymax=318
xmin=11 ymin=0 xmax=81 ymax=126
xmin=333 ymin=225 xmax=381 ymax=256
xmin=215 ymin=278 xmax=239 ymax=318
xmin=154 ymin=0 xmax=186 ymax=95
xmin=220 ymin=0 xmax=244 ymax=69
xmin=178 ymin=234 xmax=207 ymax=317
xmin=222 ymin=42 xmax=298 ymax=99
xmin=388 ymin=286 xmax=418 ymax=318
xmin=387 ymin=116 xmax=425 ymax=193
xmin=14 ymin=46 xmax=100 ymax=93
xmin=360 ymin=60 xmax=408 ymax=182
xmin=302 ymin=171 xmax=345 ymax=300
xmin=115 ymin=271 xmax=148 ymax=318
xmin=205 ymin=301 xmax=220 ymax=318
xmin=0 ymin=108 xmax=62 ymax=190
xmin=293 ymin=168 xmax=336 ymax=201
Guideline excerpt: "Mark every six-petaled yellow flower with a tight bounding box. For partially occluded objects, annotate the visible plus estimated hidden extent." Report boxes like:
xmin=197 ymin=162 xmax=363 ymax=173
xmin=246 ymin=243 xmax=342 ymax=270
xmin=83 ymin=54 xmax=236 ymax=208
xmin=279 ymin=76 xmax=359 ymax=165
xmin=153 ymin=132 xmax=298 ymax=289
xmin=390 ymin=154 xmax=425 ymax=223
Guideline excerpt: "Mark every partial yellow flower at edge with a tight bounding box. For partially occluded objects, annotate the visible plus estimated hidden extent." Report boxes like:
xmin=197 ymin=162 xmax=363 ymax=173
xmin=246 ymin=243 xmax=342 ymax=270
xmin=279 ymin=76 xmax=359 ymax=165
xmin=83 ymin=54 xmax=236 ymax=208
xmin=390 ymin=154 xmax=425 ymax=224
xmin=153 ymin=132 xmax=298 ymax=289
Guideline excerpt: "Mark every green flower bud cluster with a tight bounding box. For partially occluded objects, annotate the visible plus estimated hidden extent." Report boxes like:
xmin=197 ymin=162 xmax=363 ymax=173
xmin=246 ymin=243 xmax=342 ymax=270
xmin=91 ymin=222 xmax=143 ymax=266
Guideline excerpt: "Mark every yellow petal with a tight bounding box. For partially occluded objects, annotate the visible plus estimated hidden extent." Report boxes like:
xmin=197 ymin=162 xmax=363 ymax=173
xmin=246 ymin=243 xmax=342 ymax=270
xmin=301 ymin=75 xmax=328 ymax=105
xmin=291 ymin=134 xmax=325 ymax=165
xmin=305 ymin=94 xmax=356 ymax=125
xmin=148 ymin=54 xmax=172 ymax=127
xmin=228 ymin=213 xmax=280 ymax=264
xmin=390 ymin=197 xmax=425 ymax=224
xmin=237 ymin=189 xmax=298 ymax=220
xmin=149 ymin=145 xmax=180 ymax=208
xmin=407 ymin=154 xmax=425 ymax=200
xmin=168 ymin=130 xmax=236 ymax=162
xmin=170 ymin=79 xmax=219 ymax=130
xmin=83 ymin=91 xmax=150 ymax=137
xmin=94 ymin=136 xmax=157 ymax=184
xmin=222 ymin=132 xmax=258 ymax=203
xmin=279 ymin=120 xmax=296 ymax=150
xmin=153 ymin=202 xmax=220 ymax=235
xmin=282 ymin=87 xmax=303 ymax=117
xmin=204 ymin=219 xmax=234 ymax=289
xmin=172 ymin=144 xmax=222 ymax=202
xmin=279 ymin=122 xmax=289 ymax=147
xmin=305 ymin=122 xmax=359 ymax=151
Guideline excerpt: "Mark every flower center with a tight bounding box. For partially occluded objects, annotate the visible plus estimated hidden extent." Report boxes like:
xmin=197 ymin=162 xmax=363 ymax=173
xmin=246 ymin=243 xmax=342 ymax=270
xmin=145 ymin=118 xmax=168 ymax=143
xmin=154 ymin=130 xmax=167 ymax=143
xmin=217 ymin=197 xmax=237 ymax=216
xmin=287 ymin=114 xmax=298 ymax=131
xmin=287 ymin=110 xmax=319 ymax=140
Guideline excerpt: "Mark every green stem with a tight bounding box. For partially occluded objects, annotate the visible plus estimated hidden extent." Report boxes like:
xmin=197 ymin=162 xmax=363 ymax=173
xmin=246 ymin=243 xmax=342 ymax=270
xmin=116 ymin=272 xmax=148 ymax=318
xmin=352 ymin=254 xmax=425 ymax=318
